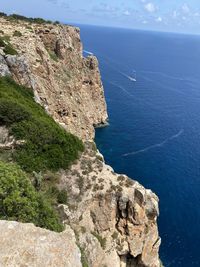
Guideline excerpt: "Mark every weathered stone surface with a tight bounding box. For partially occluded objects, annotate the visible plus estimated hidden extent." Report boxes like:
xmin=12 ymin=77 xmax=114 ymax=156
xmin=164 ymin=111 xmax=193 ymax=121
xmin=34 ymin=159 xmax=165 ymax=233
xmin=0 ymin=220 xmax=82 ymax=267
xmin=0 ymin=54 xmax=11 ymax=76
xmin=58 ymin=142 xmax=161 ymax=267
xmin=0 ymin=17 xmax=108 ymax=140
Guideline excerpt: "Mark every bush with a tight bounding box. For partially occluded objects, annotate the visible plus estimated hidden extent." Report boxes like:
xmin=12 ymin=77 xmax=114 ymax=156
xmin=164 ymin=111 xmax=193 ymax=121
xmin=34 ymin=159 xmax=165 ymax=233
xmin=0 ymin=12 xmax=7 ymax=17
xmin=48 ymin=50 xmax=58 ymax=62
xmin=0 ymin=37 xmax=17 ymax=55
xmin=7 ymin=13 xmax=55 ymax=25
xmin=0 ymin=161 xmax=63 ymax=232
xmin=0 ymin=99 xmax=31 ymax=125
xmin=0 ymin=77 xmax=84 ymax=172
xmin=13 ymin=30 xmax=22 ymax=37
xmin=57 ymin=189 xmax=68 ymax=204
xmin=3 ymin=44 xmax=17 ymax=55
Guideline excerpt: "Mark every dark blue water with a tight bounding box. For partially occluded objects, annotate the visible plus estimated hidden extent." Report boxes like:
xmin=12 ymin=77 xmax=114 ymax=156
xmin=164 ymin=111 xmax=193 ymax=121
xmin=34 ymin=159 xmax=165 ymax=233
xmin=79 ymin=25 xmax=200 ymax=267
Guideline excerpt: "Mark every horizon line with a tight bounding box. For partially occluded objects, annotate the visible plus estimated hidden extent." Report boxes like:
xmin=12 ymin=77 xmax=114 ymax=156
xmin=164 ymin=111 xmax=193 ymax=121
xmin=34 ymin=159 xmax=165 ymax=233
xmin=63 ymin=21 xmax=200 ymax=37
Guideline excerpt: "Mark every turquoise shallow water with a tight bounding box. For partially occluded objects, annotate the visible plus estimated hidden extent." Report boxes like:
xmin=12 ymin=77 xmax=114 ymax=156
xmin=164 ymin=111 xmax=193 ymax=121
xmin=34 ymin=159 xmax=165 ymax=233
xmin=79 ymin=25 xmax=200 ymax=266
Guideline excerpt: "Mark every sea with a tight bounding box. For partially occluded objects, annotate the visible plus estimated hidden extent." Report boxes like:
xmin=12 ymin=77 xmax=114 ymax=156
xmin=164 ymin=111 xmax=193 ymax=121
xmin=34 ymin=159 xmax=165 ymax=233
xmin=79 ymin=24 xmax=200 ymax=267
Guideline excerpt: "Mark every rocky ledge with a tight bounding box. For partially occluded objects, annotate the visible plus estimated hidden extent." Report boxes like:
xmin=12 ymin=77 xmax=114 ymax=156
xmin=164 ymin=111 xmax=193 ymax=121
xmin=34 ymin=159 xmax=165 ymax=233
xmin=0 ymin=220 xmax=81 ymax=267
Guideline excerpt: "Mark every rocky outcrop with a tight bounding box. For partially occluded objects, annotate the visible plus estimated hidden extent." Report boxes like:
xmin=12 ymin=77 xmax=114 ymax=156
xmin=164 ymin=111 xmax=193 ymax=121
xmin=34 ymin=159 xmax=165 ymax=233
xmin=0 ymin=17 xmax=108 ymax=140
xmin=58 ymin=142 xmax=161 ymax=267
xmin=0 ymin=17 xmax=160 ymax=267
xmin=0 ymin=220 xmax=82 ymax=267
xmin=0 ymin=126 xmax=25 ymax=149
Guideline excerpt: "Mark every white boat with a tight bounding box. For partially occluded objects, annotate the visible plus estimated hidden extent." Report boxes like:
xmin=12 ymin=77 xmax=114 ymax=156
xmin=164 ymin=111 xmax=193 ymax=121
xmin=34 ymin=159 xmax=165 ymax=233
xmin=128 ymin=71 xmax=137 ymax=82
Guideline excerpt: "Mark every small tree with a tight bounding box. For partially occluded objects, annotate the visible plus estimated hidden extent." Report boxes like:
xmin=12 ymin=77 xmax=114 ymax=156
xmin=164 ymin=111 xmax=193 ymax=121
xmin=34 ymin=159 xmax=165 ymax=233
xmin=0 ymin=161 xmax=63 ymax=232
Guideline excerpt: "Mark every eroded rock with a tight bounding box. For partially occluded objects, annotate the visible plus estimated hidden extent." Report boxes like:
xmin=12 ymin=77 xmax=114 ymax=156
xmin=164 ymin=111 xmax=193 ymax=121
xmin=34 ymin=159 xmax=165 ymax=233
xmin=0 ymin=18 xmax=108 ymax=140
xmin=0 ymin=220 xmax=82 ymax=267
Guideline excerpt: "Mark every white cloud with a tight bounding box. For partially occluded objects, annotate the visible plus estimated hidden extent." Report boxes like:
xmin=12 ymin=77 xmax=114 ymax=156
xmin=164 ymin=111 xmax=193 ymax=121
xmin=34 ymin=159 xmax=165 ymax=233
xmin=144 ymin=3 xmax=157 ymax=13
xmin=123 ymin=10 xmax=131 ymax=16
xmin=194 ymin=12 xmax=200 ymax=17
xmin=172 ymin=10 xmax=178 ymax=18
xmin=181 ymin=3 xmax=190 ymax=14
xmin=142 ymin=20 xmax=148 ymax=24
xmin=156 ymin=16 xmax=162 ymax=22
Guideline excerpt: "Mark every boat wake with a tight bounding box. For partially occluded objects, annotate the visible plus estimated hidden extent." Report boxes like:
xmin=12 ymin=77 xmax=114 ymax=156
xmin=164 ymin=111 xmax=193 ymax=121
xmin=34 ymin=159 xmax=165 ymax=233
xmin=123 ymin=129 xmax=184 ymax=157
xmin=83 ymin=50 xmax=93 ymax=55
xmin=110 ymin=82 xmax=135 ymax=98
xmin=140 ymin=70 xmax=191 ymax=82
xmin=119 ymin=71 xmax=137 ymax=82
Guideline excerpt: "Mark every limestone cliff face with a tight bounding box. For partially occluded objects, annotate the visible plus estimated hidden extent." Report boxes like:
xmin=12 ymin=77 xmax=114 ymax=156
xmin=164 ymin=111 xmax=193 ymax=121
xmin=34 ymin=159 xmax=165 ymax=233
xmin=0 ymin=17 xmax=160 ymax=267
xmin=0 ymin=17 xmax=108 ymax=140
xmin=58 ymin=143 xmax=161 ymax=267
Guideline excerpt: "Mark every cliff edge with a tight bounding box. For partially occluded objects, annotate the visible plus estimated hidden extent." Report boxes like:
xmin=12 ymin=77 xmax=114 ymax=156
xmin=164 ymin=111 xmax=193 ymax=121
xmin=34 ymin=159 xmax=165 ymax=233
xmin=0 ymin=15 xmax=161 ymax=267
xmin=0 ymin=16 xmax=108 ymax=140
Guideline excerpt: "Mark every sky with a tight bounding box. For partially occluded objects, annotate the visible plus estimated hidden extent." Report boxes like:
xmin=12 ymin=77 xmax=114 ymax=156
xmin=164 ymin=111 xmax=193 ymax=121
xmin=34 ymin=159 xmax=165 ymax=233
xmin=1 ymin=0 xmax=200 ymax=34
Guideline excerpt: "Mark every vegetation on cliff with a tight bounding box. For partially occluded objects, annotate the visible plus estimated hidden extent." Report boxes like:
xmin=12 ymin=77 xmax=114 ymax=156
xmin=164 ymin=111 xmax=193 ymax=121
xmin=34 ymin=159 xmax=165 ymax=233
xmin=0 ymin=77 xmax=84 ymax=172
xmin=0 ymin=36 xmax=18 ymax=55
xmin=0 ymin=161 xmax=63 ymax=232
xmin=0 ymin=76 xmax=84 ymax=231
xmin=0 ymin=12 xmax=60 ymax=25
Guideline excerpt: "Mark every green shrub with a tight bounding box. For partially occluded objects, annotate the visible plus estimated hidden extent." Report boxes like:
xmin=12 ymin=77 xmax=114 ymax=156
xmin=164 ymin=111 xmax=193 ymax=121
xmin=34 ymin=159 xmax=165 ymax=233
xmin=0 ymin=12 xmax=7 ymax=17
xmin=0 ymin=38 xmax=5 ymax=47
xmin=36 ymin=193 xmax=63 ymax=232
xmin=13 ymin=30 xmax=22 ymax=37
xmin=0 ymin=11 xmax=61 ymax=25
xmin=0 ymin=77 xmax=84 ymax=172
xmin=48 ymin=50 xmax=58 ymax=62
xmin=57 ymin=189 xmax=68 ymax=204
xmin=0 ymin=161 xmax=63 ymax=232
xmin=3 ymin=44 xmax=17 ymax=55
xmin=0 ymin=99 xmax=31 ymax=125
xmin=1 ymin=35 xmax=11 ymax=42
xmin=78 ymin=245 xmax=89 ymax=267
xmin=8 ymin=13 xmax=54 ymax=25
xmin=111 ymin=231 xmax=118 ymax=240
xmin=92 ymin=232 xmax=106 ymax=250
xmin=0 ymin=37 xmax=17 ymax=55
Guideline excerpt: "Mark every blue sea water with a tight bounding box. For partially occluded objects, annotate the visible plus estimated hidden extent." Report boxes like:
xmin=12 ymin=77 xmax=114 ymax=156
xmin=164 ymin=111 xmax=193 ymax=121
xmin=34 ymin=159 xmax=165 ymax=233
xmin=79 ymin=25 xmax=200 ymax=266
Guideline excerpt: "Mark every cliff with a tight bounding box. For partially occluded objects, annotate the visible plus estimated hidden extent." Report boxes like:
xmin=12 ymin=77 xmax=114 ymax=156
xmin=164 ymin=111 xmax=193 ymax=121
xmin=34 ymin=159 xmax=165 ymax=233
xmin=0 ymin=16 xmax=161 ymax=267
xmin=0 ymin=16 xmax=108 ymax=140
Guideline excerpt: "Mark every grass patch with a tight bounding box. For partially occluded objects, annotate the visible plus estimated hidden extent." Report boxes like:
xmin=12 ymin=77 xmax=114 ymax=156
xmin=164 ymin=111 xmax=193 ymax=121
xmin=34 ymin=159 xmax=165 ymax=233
xmin=92 ymin=231 xmax=106 ymax=250
xmin=77 ymin=245 xmax=89 ymax=267
xmin=0 ymin=36 xmax=17 ymax=55
xmin=0 ymin=76 xmax=84 ymax=172
xmin=0 ymin=161 xmax=63 ymax=232
xmin=13 ymin=30 xmax=22 ymax=37
xmin=48 ymin=50 xmax=59 ymax=62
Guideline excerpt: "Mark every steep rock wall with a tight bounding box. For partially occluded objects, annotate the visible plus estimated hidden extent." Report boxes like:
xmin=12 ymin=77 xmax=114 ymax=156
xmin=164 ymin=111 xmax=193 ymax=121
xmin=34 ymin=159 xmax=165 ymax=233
xmin=0 ymin=17 xmax=108 ymax=140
